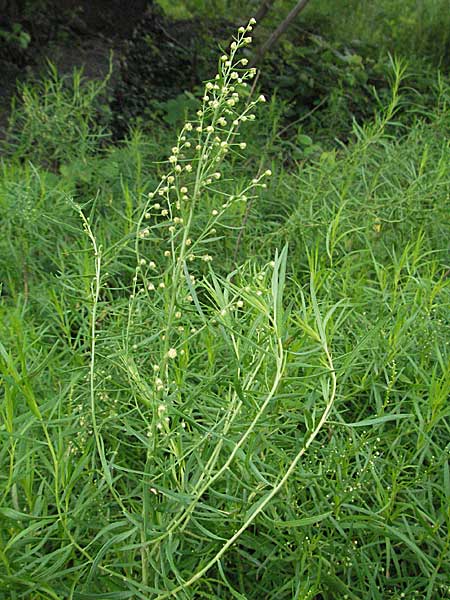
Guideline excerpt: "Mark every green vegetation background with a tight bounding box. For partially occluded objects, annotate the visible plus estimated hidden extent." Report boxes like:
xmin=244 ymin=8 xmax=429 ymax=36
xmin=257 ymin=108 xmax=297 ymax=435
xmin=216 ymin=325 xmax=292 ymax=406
xmin=0 ymin=1 xmax=449 ymax=598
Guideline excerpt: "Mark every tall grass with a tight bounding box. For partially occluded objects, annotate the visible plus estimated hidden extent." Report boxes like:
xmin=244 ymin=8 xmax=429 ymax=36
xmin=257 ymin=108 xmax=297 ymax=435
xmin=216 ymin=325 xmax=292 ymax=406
xmin=3 ymin=61 xmax=111 ymax=167
xmin=0 ymin=13 xmax=449 ymax=600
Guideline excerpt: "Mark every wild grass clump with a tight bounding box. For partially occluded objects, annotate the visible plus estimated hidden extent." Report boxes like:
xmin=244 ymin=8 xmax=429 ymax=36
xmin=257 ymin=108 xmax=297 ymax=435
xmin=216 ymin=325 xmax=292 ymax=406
xmin=2 ymin=61 xmax=111 ymax=167
xmin=0 ymin=20 xmax=337 ymax=598
xmin=0 ymin=12 xmax=449 ymax=600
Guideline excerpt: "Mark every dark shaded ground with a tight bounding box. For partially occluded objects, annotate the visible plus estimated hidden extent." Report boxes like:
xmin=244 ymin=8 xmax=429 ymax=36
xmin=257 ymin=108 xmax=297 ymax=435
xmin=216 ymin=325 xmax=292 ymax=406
xmin=0 ymin=1 xmax=236 ymax=141
xmin=111 ymin=5 xmax=233 ymax=136
xmin=0 ymin=1 xmax=148 ymax=137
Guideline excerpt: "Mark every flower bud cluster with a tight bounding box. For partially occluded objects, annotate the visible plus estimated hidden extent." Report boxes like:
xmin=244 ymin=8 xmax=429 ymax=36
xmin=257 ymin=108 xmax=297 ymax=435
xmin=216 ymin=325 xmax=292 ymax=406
xmin=135 ymin=18 xmax=270 ymax=275
xmin=131 ymin=17 xmax=275 ymax=391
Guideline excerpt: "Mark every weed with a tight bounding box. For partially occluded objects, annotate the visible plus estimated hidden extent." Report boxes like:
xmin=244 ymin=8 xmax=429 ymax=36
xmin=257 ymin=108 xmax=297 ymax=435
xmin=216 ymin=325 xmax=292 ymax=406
xmin=3 ymin=61 xmax=111 ymax=168
xmin=0 ymin=8 xmax=449 ymax=600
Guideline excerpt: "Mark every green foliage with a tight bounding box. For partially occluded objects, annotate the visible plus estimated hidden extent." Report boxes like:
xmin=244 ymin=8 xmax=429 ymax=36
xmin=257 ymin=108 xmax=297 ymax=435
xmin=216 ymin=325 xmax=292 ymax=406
xmin=156 ymin=0 xmax=260 ymax=19
xmin=113 ymin=1 xmax=448 ymax=148
xmin=157 ymin=0 xmax=450 ymax=65
xmin=306 ymin=0 xmax=450 ymax=64
xmin=259 ymin=33 xmax=392 ymax=144
xmin=3 ymin=62 xmax=111 ymax=167
xmin=0 ymin=22 xmax=31 ymax=49
xmin=0 ymin=162 xmax=76 ymax=297
xmin=0 ymin=9 xmax=449 ymax=600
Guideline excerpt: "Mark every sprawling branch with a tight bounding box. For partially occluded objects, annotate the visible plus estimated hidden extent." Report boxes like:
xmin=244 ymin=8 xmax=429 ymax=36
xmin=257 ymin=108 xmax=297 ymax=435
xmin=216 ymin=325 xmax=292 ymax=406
xmin=252 ymin=0 xmax=276 ymax=25
xmin=252 ymin=0 xmax=313 ymax=65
